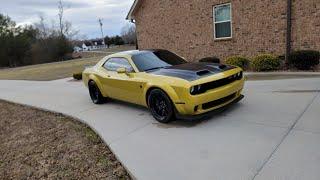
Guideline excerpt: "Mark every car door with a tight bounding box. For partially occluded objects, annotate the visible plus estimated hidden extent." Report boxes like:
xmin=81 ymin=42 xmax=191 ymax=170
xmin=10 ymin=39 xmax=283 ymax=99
xmin=101 ymin=57 xmax=145 ymax=105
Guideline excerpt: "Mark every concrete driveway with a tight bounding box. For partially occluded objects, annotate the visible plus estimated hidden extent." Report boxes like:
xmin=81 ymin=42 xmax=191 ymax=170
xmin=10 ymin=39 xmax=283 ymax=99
xmin=0 ymin=78 xmax=320 ymax=180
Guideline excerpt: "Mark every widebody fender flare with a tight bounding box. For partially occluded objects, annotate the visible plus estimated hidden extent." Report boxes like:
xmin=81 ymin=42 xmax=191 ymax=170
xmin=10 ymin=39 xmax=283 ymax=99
xmin=88 ymin=74 xmax=108 ymax=97
xmin=143 ymin=83 xmax=181 ymax=107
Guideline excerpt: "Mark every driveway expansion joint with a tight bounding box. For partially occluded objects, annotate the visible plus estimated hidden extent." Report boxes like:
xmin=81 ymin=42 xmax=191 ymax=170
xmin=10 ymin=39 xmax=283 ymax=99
xmin=109 ymin=121 xmax=153 ymax=145
xmin=251 ymin=91 xmax=320 ymax=180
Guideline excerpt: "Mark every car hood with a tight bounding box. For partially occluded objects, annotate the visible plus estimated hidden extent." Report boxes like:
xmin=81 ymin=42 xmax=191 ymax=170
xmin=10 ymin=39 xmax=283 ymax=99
xmin=148 ymin=63 xmax=236 ymax=81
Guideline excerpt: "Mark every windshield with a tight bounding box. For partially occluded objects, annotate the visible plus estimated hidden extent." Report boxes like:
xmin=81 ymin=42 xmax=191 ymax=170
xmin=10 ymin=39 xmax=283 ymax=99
xmin=131 ymin=50 xmax=187 ymax=72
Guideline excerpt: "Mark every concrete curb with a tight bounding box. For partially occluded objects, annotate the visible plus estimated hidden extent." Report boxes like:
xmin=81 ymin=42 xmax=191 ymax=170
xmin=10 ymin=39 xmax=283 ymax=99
xmin=245 ymin=72 xmax=320 ymax=75
xmin=244 ymin=72 xmax=320 ymax=80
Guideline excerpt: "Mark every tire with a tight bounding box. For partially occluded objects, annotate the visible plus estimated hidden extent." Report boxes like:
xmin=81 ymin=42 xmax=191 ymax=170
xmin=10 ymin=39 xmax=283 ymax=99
xmin=148 ymin=89 xmax=175 ymax=123
xmin=88 ymin=81 xmax=105 ymax=104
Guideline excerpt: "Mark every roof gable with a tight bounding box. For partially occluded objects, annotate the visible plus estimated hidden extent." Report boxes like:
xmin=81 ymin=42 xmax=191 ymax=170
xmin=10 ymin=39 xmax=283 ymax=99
xmin=126 ymin=0 xmax=143 ymax=21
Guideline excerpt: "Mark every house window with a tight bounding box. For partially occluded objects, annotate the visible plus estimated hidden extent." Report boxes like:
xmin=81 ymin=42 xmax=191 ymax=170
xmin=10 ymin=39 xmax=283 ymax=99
xmin=213 ymin=3 xmax=232 ymax=39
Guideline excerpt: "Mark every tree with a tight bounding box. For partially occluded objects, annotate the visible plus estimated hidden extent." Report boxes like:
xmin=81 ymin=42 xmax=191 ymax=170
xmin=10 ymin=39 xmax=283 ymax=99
xmin=57 ymin=0 xmax=79 ymax=39
xmin=0 ymin=14 xmax=36 ymax=67
xmin=34 ymin=15 xmax=50 ymax=39
xmin=0 ymin=14 xmax=14 ymax=66
xmin=62 ymin=21 xmax=79 ymax=40
xmin=113 ymin=35 xmax=125 ymax=46
xmin=104 ymin=36 xmax=111 ymax=48
xmin=58 ymin=0 xmax=64 ymax=36
xmin=121 ymin=23 xmax=136 ymax=44
xmin=0 ymin=7 xmax=78 ymax=68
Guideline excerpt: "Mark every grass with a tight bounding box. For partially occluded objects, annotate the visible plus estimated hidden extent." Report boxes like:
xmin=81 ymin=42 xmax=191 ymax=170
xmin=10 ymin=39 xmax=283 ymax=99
xmin=0 ymin=45 xmax=136 ymax=81
xmin=0 ymin=100 xmax=131 ymax=179
xmin=101 ymin=45 xmax=136 ymax=53
xmin=0 ymin=57 xmax=101 ymax=81
xmin=83 ymin=126 xmax=101 ymax=144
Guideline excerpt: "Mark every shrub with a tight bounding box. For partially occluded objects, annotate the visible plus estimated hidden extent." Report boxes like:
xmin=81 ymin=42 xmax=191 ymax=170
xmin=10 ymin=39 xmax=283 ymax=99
xmin=73 ymin=72 xmax=82 ymax=80
xmin=199 ymin=56 xmax=220 ymax=63
xmin=251 ymin=54 xmax=280 ymax=72
xmin=289 ymin=50 xmax=320 ymax=70
xmin=225 ymin=56 xmax=250 ymax=70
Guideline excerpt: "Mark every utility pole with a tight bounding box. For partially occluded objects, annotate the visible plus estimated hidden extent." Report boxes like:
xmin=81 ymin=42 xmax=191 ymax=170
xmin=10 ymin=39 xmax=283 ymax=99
xmin=98 ymin=18 xmax=105 ymax=48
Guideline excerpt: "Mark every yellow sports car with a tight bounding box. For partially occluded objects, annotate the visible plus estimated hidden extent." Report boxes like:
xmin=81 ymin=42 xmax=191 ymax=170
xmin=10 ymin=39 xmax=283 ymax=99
xmin=83 ymin=49 xmax=244 ymax=123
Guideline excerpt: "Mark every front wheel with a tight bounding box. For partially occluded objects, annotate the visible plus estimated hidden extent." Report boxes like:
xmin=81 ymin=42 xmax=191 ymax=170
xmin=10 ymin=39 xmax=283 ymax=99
xmin=148 ymin=89 xmax=175 ymax=123
xmin=88 ymin=81 xmax=105 ymax=104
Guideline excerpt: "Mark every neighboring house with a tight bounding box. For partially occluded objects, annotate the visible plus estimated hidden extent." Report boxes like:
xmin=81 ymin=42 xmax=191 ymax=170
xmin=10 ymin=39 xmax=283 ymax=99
xmin=127 ymin=0 xmax=320 ymax=61
xmin=82 ymin=43 xmax=89 ymax=51
xmin=73 ymin=46 xmax=82 ymax=52
xmin=82 ymin=42 xmax=93 ymax=51
xmin=82 ymin=40 xmax=105 ymax=51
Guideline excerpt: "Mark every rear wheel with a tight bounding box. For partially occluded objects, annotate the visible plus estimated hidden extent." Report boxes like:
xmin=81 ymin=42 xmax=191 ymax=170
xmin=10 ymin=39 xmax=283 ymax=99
xmin=148 ymin=89 xmax=175 ymax=123
xmin=88 ymin=81 xmax=105 ymax=104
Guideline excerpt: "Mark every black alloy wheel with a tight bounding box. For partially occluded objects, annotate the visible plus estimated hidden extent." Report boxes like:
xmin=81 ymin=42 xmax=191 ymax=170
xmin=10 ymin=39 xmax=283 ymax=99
xmin=88 ymin=81 xmax=105 ymax=104
xmin=148 ymin=89 xmax=175 ymax=123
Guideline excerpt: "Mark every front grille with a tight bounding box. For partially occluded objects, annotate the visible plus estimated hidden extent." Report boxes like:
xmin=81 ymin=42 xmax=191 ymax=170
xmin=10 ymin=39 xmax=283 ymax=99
xmin=202 ymin=93 xmax=236 ymax=110
xmin=201 ymin=72 xmax=242 ymax=93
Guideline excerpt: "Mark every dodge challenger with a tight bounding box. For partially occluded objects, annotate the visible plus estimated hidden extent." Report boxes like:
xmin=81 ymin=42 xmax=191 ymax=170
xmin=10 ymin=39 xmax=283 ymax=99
xmin=83 ymin=49 xmax=245 ymax=123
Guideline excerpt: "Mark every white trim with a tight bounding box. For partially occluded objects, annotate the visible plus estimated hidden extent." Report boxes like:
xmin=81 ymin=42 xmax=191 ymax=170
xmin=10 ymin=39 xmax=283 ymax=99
xmin=126 ymin=0 xmax=140 ymax=20
xmin=213 ymin=3 xmax=232 ymax=40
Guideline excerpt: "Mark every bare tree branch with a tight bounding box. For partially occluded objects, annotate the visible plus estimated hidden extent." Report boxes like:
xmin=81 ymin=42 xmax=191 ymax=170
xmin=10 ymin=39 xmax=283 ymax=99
xmin=58 ymin=0 xmax=64 ymax=36
xmin=121 ymin=23 xmax=136 ymax=44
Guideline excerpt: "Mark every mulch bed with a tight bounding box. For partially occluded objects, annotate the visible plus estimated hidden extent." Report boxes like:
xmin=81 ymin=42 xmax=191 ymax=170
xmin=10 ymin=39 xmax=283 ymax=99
xmin=0 ymin=100 xmax=131 ymax=179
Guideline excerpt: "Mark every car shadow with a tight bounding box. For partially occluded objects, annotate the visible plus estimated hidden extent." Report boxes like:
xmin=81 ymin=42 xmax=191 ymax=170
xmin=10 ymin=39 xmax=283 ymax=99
xmin=104 ymin=98 xmax=242 ymax=129
xmin=154 ymin=103 xmax=242 ymax=129
xmin=106 ymin=98 xmax=149 ymax=112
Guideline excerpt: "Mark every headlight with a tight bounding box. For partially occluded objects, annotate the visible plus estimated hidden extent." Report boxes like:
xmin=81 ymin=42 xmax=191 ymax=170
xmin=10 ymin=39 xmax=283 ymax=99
xmin=236 ymin=71 xmax=243 ymax=80
xmin=190 ymin=85 xmax=202 ymax=95
xmin=190 ymin=86 xmax=195 ymax=94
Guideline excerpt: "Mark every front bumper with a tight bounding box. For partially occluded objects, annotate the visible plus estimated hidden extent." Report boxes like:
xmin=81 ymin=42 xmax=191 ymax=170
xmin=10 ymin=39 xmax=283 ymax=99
xmin=175 ymin=94 xmax=244 ymax=121
xmin=173 ymin=77 xmax=245 ymax=116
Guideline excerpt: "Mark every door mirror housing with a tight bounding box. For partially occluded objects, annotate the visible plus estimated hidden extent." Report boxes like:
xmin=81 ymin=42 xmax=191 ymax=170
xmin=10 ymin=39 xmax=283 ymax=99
xmin=116 ymin=67 xmax=127 ymax=74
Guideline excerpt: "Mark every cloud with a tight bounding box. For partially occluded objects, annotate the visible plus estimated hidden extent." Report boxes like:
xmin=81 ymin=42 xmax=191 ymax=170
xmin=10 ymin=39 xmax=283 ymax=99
xmin=0 ymin=0 xmax=135 ymax=38
xmin=19 ymin=0 xmax=90 ymax=9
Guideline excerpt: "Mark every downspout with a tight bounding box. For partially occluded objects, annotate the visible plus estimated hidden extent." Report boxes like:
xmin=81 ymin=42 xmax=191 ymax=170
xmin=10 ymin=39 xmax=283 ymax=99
xmin=285 ymin=0 xmax=292 ymax=65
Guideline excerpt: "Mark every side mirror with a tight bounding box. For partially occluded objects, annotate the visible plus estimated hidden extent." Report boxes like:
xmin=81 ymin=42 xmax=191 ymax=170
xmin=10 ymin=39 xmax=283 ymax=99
xmin=116 ymin=67 xmax=127 ymax=74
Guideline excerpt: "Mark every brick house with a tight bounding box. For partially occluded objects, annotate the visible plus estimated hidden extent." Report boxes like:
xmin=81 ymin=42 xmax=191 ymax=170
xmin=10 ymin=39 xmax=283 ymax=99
xmin=126 ymin=0 xmax=320 ymax=62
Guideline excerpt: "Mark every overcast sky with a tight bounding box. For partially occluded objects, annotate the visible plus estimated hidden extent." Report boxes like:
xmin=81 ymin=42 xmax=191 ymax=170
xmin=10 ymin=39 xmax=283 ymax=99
xmin=0 ymin=0 xmax=135 ymax=39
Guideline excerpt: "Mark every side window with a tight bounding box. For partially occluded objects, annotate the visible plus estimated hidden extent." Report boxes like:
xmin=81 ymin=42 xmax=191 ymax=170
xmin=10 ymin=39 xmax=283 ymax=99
xmin=103 ymin=58 xmax=134 ymax=72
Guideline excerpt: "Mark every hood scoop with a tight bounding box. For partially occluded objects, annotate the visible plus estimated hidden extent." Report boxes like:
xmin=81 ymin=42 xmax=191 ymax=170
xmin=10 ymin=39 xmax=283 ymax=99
xmin=149 ymin=62 xmax=236 ymax=81
xmin=196 ymin=70 xmax=211 ymax=76
xmin=219 ymin=64 xmax=227 ymax=69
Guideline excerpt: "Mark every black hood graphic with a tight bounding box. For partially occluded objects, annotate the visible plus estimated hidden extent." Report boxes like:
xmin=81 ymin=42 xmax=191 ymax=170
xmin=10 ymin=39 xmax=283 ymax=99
xmin=149 ymin=63 xmax=236 ymax=81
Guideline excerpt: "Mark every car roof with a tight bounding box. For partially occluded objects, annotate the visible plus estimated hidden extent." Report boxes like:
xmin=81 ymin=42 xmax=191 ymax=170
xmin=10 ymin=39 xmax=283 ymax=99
xmin=111 ymin=49 xmax=165 ymax=57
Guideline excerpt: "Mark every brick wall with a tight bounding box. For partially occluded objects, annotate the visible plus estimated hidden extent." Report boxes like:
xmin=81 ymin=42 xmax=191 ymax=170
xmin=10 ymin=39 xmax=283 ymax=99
xmin=134 ymin=0 xmax=319 ymax=62
xmin=291 ymin=0 xmax=320 ymax=51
